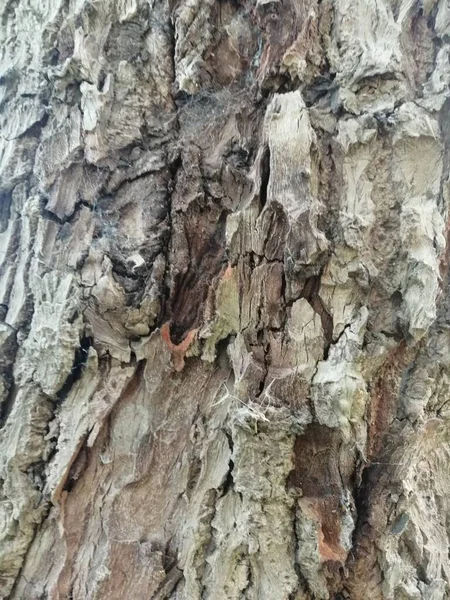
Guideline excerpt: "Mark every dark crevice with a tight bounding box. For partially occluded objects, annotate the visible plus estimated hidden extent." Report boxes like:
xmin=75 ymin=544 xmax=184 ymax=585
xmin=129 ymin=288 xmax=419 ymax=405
xmin=41 ymin=196 xmax=92 ymax=226
xmin=97 ymin=70 xmax=107 ymax=91
xmin=322 ymin=322 xmax=352 ymax=362
xmin=289 ymin=502 xmax=305 ymax=600
xmin=168 ymin=209 xmax=228 ymax=345
xmin=303 ymin=74 xmax=338 ymax=107
xmin=56 ymin=336 xmax=92 ymax=405
xmin=152 ymin=566 xmax=183 ymax=600
xmin=256 ymin=370 xmax=266 ymax=398
xmin=162 ymin=539 xmax=177 ymax=573
xmin=168 ymin=152 xmax=182 ymax=188
xmin=246 ymin=557 xmax=254 ymax=596
xmin=0 ymin=190 xmax=13 ymax=233
xmin=0 ymin=378 xmax=18 ymax=427
xmin=24 ymin=113 xmax=49 ymax=139
xmin=219 ymin=430 xmax=235 ymax=497
xmin=108 ymin=254 xmax=143 ymax=281
xmin=253 ymin=334 xmax=270 ymax=401
xmin=315 ymin=297 xmax=334 ymax=359
xmin=259 ymin=145 xmax=270 ymax=210
xmin=299 ymin=274 xmax=321 ymax=301
xmin=224 ymin=142 xmax=252 ymax=171
xmin=62 ymin=440 xmax=91 ymax=495
xmin=298 ymin=273 xmax=334 ymax=354
xmin=158 ymin=154 xmax=180 ymax=328
xmin=0 ymin=112 xmax=49 ymax=143
xmin=103 ymin=151 xmax=172 ymax=195
xmin=214 ymin=334 xmax=234 ymax=365
xmin=220 ymin=459 xmax=234 ymax=497
xmin=347 ymin=462 xmax=379 ymax=556
xmin=280 ymin=267 xmax=287 ymax=302
xmin=0 ymin=304 xmax=8 ymax=322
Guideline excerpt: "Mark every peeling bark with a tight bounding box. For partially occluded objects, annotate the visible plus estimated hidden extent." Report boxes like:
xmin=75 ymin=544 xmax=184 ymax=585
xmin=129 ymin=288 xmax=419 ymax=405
xmin=1 ymin=0 xmax=450 ymax=598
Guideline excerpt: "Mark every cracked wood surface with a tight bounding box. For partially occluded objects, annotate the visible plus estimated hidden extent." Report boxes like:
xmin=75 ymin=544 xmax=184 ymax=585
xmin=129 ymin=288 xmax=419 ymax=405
xmin=1 ymin=0 xmax=450 ymax=598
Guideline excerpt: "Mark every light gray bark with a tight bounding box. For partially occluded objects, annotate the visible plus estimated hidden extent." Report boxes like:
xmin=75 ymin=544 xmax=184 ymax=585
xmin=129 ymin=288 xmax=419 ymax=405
xmin=1 ymin=0 xmax=450 ymax=598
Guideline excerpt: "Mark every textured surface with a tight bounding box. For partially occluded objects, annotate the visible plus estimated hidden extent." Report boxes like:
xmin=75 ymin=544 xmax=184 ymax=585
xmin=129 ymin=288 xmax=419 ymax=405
xmin=1 ymin=0 xmax=450 ymax=598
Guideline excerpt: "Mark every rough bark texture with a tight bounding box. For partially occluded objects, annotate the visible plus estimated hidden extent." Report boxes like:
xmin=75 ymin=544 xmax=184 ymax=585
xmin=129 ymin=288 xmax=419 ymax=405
xmin=1 ymin=0 xmax=450 ymax=598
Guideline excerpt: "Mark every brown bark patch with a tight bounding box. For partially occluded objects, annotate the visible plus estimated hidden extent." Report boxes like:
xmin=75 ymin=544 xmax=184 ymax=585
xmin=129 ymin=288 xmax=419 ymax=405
xmin=169 ymin=205 xmax=228 ymax=343
xmin=289 ymin=424 xmax=349 ymax=564
xmin=367 ymin=342 xmax=411 ymax=461
xmin=161 ymin=323 xmax=198 ymax=371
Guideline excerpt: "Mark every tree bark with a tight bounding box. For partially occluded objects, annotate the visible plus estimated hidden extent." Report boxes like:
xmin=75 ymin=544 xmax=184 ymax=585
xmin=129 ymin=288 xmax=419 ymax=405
xmin=1 ymin=0 xmax=450 ymax=598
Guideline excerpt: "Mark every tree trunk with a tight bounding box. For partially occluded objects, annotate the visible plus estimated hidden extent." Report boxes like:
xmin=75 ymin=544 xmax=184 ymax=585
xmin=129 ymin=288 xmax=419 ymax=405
xmin=1 ymin=0 xmax=450 ymax=598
